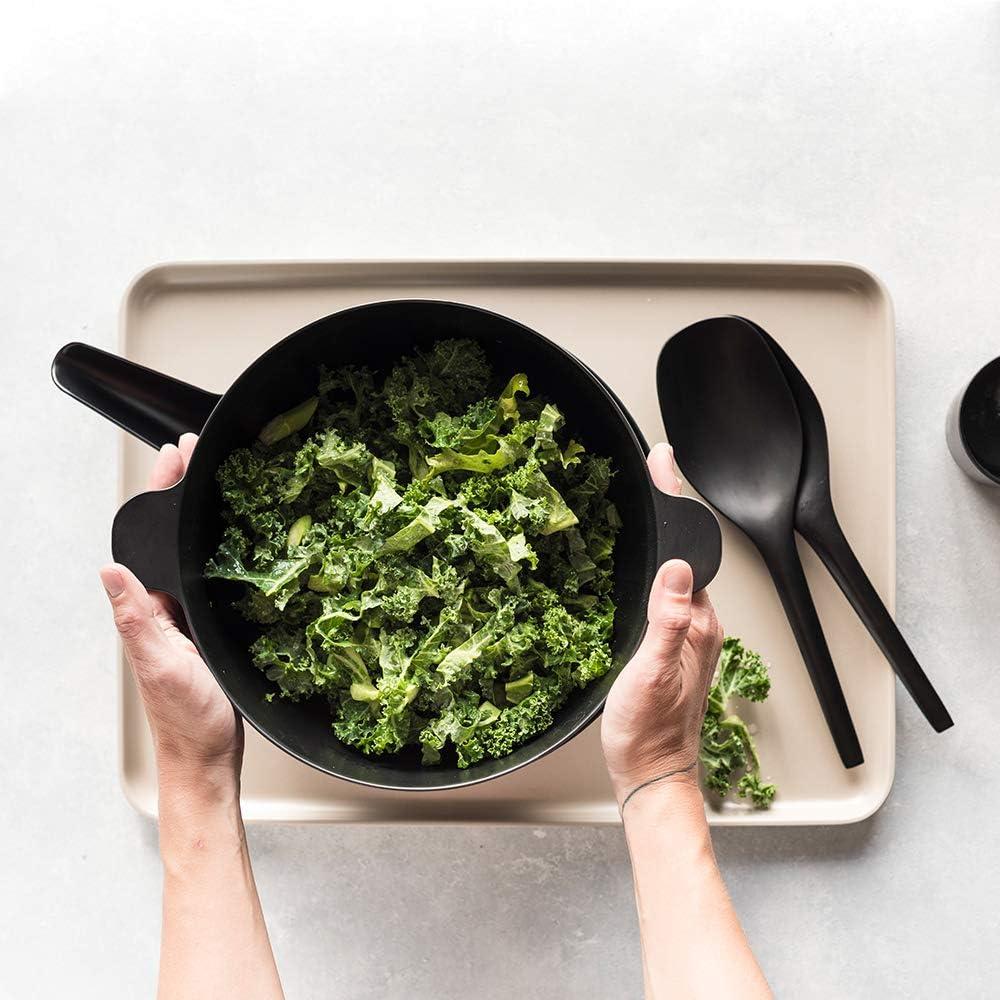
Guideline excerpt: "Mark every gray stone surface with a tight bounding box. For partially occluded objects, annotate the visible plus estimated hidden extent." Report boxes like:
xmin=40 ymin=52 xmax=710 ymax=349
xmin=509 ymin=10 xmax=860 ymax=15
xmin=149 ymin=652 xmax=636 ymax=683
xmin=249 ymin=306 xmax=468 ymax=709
xmin=3 ymin=2 xmax=997 ymax=997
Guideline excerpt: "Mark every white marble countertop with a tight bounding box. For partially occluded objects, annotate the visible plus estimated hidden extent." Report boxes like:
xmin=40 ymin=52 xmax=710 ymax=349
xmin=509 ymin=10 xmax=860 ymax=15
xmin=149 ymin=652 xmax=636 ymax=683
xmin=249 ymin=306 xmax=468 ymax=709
xmin=4 ymin=2 xmax=998 ymax=996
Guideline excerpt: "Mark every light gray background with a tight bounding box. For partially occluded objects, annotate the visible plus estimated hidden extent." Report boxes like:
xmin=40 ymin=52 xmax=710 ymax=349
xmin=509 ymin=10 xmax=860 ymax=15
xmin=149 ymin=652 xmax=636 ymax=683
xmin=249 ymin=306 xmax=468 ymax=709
xmin=3 ymin=2 xmax=998 ymax=997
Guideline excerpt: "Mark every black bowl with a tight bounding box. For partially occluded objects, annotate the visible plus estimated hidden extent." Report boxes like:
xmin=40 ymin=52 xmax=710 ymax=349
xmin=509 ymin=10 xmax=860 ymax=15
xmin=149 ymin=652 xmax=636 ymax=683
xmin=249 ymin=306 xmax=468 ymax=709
xmin=53 ymin=300 xmax=721 ymax=790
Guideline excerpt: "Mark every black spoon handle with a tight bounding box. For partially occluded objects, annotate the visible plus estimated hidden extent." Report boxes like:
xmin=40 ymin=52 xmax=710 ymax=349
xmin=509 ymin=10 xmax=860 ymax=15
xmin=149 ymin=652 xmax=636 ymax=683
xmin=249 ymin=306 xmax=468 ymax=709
xmin=761 ymin=535 xmax=864 ymax=768
xmin=797 ymin=507 xmax=954 ymax=732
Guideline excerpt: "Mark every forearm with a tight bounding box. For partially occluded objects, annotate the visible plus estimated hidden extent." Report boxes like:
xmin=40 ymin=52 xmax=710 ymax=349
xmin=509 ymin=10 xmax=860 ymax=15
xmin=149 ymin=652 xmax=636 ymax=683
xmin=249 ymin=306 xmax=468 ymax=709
xmin=157 ymin=765 xmax=283 ymax=1000
xmin=624 ymin=781 xmax=771 ymax=1000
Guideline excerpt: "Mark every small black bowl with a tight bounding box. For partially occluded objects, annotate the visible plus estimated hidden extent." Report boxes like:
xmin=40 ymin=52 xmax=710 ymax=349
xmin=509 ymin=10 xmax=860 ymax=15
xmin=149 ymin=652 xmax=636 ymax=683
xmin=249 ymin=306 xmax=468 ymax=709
xmin=947 ymin=355 xmax=1000 ymax=486
xmin=53 ymin=300 xmax=721 ymax=790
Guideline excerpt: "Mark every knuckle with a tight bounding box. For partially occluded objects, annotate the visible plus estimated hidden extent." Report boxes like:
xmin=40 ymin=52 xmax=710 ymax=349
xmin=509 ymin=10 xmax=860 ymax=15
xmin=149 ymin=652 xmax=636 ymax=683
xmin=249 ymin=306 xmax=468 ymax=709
xmin=113 ymin=605 xmax=148 ymax=643
xmin=653 ymin=608 xmax=692 ymax=637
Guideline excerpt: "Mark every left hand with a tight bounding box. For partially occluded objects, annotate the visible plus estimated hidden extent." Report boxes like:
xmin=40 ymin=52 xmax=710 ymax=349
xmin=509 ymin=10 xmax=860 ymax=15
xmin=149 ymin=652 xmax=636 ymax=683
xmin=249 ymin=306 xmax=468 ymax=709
xmin=99 ymin=434 xmax=243 ymax=783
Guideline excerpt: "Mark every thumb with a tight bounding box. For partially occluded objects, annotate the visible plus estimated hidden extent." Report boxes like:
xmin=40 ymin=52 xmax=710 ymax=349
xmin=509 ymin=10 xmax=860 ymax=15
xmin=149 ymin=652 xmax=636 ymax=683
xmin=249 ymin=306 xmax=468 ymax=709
xmin=637 ymin=560 xmax=694 ymax=664
xmin=99 ymin=563 xmax=170 ymax=673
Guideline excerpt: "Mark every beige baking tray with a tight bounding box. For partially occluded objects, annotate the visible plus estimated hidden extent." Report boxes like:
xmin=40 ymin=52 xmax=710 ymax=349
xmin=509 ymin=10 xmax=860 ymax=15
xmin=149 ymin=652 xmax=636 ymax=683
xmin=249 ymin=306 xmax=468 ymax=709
xmin=117 ymin=260 xmax=896 ymax=825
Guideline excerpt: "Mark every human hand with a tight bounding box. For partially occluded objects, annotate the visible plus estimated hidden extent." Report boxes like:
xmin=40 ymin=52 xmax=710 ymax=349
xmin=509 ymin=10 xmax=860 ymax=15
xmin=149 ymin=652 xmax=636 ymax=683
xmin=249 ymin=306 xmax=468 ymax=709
xmin=99 ymin=434 xmax=243 ymax=787
xmin=601 ymin=442 xmax=724 ymax=809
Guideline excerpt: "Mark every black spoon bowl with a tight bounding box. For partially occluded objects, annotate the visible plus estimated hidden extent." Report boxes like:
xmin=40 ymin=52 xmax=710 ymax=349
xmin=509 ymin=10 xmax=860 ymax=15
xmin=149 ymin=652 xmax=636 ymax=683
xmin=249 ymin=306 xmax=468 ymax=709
xmin=658 ymin=316 xmax=863 ymax=768
xmin=745 ymin=320 xmax=953 ymax=732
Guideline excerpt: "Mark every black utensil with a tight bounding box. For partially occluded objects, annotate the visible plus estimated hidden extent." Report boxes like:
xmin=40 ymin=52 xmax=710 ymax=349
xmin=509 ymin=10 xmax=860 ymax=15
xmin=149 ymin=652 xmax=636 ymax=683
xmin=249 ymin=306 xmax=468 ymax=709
xmin=52 ymin=300 xmax=722 ymax=792
xmin=658 ymin=316 xmax=863 ymax=768
xmin=745 ymin=320 xmax=953 ymax=732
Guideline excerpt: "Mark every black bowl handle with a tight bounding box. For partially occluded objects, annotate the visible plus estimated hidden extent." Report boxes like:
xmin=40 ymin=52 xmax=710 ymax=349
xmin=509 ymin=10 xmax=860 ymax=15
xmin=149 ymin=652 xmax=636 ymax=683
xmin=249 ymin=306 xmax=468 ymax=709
xmin=653 ymin=490 xmax=722 ymax=592
xmin=51 ymin=342 xmax=220 ymax=449
xmin=112 ymin=481 xmax=185 ymax=597
xmin=580 ymin=360 xmax=723 ymax=591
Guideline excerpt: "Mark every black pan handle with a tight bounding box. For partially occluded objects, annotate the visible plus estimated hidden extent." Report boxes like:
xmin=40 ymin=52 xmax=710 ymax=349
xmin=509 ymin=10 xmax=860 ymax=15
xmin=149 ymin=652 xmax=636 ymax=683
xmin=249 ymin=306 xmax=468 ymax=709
xmin=51 ymin=342 xmax=220 ymax=449
xmin=797 ymin=508 xmax=954 ymax=732
xmin=652 ymin=489 xmax=722 ymax=592
xmin=112 ymin=481 xmax=184 ymax=598
xmin=760 ymin=535 xmax=864 ymax=768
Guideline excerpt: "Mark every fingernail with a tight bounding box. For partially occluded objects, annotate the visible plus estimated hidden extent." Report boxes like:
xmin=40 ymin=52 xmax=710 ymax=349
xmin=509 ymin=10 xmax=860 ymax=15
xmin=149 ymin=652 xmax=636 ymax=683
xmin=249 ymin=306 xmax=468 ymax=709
xmin=100 ymin=566 xmax=125 ymax=598
xmin=660 ymin=560 xmax=692 ymax=596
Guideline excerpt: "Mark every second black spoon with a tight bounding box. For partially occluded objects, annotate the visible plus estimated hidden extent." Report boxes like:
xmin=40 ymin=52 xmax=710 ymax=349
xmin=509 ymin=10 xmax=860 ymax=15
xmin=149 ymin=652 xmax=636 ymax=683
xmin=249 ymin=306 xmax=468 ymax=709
xmin=658 ymin=316 xmax=863 ymax=768
xmin=745 ymin=319 xmax=953 ymax=732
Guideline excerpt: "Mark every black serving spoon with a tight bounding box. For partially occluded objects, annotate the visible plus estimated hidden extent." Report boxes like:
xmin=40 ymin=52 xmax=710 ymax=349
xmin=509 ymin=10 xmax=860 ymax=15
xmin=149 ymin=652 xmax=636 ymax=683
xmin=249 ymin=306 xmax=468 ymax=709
xmin=658 ymin=316 xmax=863 ymax=768
xmin=745 ymin=319 xmax=953 ymax=732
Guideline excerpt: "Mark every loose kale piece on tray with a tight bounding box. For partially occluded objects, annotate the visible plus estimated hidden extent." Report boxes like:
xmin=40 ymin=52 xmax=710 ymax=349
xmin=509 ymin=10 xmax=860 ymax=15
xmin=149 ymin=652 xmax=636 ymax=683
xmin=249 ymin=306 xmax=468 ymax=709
xmin=206 ymin=339 xmax=621 ymax=767
xmin=700 ymin=637 xmax=777 ymax=808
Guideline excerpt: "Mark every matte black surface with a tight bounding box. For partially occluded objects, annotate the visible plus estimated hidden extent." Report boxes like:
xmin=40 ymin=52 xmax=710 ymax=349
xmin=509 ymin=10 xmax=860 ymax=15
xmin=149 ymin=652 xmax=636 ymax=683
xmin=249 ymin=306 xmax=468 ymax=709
xmin=959 ymin=356 xmax=1000 ymax=479
xmin=52 ymin=342 xmax=221 ymax=449
xmin=53 ymin=301 xmax=722 ymax=791
xmin=658 ymin=316 xmax=863 ymax=768
xmin=746 ymin=320 xmax=953 ymax=732
xmin=111 ymin=483 xmax=184 ymax=597
xmin=584 ymin=362 xmax=723 ymax=591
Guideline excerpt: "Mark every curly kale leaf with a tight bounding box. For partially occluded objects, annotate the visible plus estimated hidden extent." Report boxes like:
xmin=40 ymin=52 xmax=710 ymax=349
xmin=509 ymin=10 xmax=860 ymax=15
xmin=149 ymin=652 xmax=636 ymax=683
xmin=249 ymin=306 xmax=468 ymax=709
xmin=714 ymin=635 xmax=771 ymax=704
xmin=700 ymin=637 xmax=777 ymax=808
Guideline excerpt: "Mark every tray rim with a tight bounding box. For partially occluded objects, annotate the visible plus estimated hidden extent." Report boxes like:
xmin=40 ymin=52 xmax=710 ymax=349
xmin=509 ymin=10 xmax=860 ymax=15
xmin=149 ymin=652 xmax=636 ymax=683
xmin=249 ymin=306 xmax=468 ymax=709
xmin=115 ymin=257 xmax=897 ymax=826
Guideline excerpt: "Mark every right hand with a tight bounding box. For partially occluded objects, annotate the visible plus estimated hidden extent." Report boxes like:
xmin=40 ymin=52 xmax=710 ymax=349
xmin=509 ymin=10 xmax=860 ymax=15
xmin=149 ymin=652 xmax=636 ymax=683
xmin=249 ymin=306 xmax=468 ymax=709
xmin=601 ymin=442 xmax=724 ymax=808
xmin=99 ymin=434 xmax=243 ymax=783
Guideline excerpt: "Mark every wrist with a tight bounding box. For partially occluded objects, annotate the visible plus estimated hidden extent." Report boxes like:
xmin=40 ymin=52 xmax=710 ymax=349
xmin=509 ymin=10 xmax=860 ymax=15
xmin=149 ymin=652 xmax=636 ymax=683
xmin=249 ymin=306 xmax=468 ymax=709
xmin=621 ymin=774 xmax=707 ymax=829
xmin=158 ymin=759 xmax=240 ymax=810
xmin=610 ymin=750 xmax=700 ymax=808
xmin=157 ymin=760 xmax=245 ymax=875
xmin=155 ymin=737 xmax=242 ymax=793
xmin=622 ymin=780 xmax=717 ymax=885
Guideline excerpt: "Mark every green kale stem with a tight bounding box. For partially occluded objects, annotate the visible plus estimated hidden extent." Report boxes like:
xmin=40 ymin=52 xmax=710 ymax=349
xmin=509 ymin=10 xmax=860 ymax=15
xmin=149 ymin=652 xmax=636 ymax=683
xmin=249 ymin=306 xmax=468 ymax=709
xmin=718 ymin=715 xmax=761 ymax=772
xmin=287 ymin=515 xmax=312 ymax=550
xmin=504 ymin=672 xmax=535 ymax=704
xmin=350 ymin=682 xmax=380 ymax=702
xmin=258 ymin=396 xmax=318 ymax=446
